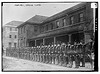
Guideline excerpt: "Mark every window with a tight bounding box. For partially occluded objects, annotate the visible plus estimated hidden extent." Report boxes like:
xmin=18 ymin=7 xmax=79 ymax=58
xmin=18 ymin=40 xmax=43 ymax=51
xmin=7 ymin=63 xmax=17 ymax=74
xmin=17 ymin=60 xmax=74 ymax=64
xmin=45 ymin=25 xmax=48 ymax=31
xmin=40 ymin=26 xmax=44 ymax=33
xmin=79 ymin=13 xmax=84 ymax=22
xmin=56 ymin=21 xmax=60 ymax=28
xmin=34 ymin=26 xmax=38 ymax=32
xmin=24 ymin=38 xmax=25 ymax=46
xmin=15 ymin=28 xmax=17 ymax=31
xmin=70 ymin=16 xmax=74 ymax=24
xmin=14 ymin=43 xmax=17 ymax=48
xmin=9 ymin=42 xmax=11 ymax=47
xmin=10 ymin=28 xmax=12 ymax=31
xmin=15 ymin=35 xmax=17 ymax=38
xmin=50 ymin=23 xmax=53 ymax=30
xmin=62 ymin=18 xmax=66 ymax=27
xmin=9 ymin=35 xmax=11 ymax=38
xmin=24 ymin=26 xmax=25 ymax=33
xmin=18 ymin=28 xmax=20 ymax=35
xmin=21 ymin=27 xmax=22 ymax=34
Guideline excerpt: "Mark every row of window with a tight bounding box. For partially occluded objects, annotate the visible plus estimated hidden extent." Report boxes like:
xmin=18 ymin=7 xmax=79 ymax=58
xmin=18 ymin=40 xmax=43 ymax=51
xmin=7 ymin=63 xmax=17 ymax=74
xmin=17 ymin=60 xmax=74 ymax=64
xmin=19 ymin=37 xmax=26 ymax=47
xmin=9 ymin=42 xmax=17 ymax=48
xmin=18 ymin=13 xmax=84 ymax=34
xmin=9 ymin=35 xmax=17 ymax=39
xmin=40 ymin=13 xmax=84 ymax=33
xmin=10 ymin=27 xmax=17 ymax=31
xmin=19 ymin=26 xmax=26 ymax=34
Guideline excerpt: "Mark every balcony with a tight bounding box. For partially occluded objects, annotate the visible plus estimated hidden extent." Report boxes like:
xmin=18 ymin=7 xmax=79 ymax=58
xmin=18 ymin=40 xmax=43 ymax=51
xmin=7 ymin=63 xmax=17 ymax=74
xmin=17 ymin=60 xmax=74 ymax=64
xmin=30 ymin=21 xmax=85 ymax=40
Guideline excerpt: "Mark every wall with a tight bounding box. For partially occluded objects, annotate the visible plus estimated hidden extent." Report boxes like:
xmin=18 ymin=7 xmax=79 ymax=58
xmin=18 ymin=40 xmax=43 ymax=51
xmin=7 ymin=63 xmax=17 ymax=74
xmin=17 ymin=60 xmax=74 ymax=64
xmin=3 ymin=26 xmax=18 ymax=50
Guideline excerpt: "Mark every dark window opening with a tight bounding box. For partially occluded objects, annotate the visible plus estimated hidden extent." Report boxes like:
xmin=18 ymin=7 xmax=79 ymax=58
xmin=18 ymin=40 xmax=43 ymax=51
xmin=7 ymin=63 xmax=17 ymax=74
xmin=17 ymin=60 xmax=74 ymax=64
xmin=45 ymin=25 xmax=48 ymax=31
xmin=14 ymin=43 xmax=17 ymax=48
xmin=9 ymin=35 xmax=11 ymax=38
xmin=50 ymin=23 xmax=53 ymax=30
xmin=34 ymin=26 xmax=38 ymax=32
xmin=10 ymin=28 xmax=12 ymax=31
xmin=15 ymin=35 xmax=17 ymax=38
xmin=40 ymin=26 xmax=44 ymax=33
xmin=9 ymin=42 xmax=11 ymax=47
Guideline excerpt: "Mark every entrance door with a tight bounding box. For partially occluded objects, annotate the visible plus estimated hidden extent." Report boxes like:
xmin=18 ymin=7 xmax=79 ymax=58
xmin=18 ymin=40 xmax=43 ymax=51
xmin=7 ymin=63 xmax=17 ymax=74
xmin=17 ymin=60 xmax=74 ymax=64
xmin=71 ymin=32 xmax=84 ymax=44
xmin=45 ymin=37 xmax=54 ymax=45
xmin=29 ymin=41 xmax=35 ymax=47
xmin=36 ymin=39 xmax=43 ymax=46
xmin=56 ymin=35 xmax=69 ymax=44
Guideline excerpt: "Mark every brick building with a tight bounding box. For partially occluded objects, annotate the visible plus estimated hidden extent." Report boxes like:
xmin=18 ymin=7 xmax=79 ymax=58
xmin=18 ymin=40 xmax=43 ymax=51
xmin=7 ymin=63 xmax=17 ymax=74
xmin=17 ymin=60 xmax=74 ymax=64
xmin=17 ymin=15 xmax=48 ymax=47
xmin=3 ymin=21 xmax=23 ymax=50
xmin=18 ymin=2 xmax=94 ymax=47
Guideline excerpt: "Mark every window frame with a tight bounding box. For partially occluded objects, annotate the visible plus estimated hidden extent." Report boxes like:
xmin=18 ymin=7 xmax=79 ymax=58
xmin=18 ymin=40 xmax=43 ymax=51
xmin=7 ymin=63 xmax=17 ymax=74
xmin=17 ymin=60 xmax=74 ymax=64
xmin=62 ymin=18 xmax=66 ymax=27
xmin=34 ymin=26 xmax=38 ymax=32
xmin=70 ymin=16 xmax=74 ymax=25
xmin=10 ymin=27 xmax=12 ymax=31
xmin=79 ymin=13 xmax=84 ymax=22
xmin=45 ymin=25 xmax=48 ymax=31
xmin=56 ymin=21 xmax=60 ymax=28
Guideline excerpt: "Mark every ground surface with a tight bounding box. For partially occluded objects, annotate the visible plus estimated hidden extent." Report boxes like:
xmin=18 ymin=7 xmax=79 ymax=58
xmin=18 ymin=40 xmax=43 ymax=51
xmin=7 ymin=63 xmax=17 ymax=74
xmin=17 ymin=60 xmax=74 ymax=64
xmin=2 ymin=56 xmax=93 ymax=71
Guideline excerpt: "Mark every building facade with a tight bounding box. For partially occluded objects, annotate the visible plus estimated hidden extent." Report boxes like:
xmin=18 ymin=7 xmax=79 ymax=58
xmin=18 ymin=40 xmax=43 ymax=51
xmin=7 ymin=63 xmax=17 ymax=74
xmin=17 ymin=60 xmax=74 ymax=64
xmin=3 ymin=21 xmax=23 ymax=50
xmin=18 ymin=2 xmax=94 ymax=47
xmin=17 ymin=15 xmax=48 ymax=47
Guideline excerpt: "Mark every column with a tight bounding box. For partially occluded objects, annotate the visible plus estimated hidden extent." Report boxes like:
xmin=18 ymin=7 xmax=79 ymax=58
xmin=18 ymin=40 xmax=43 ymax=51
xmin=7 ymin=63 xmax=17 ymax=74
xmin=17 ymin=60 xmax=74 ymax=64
xmin=54 ymin=37 xmax=56 ymax=44
xmin=35 ymin=40 xmax=36 ymax=46
xmin=84 ymin=32 xmax=91 ymax=44
xmin=43 ymin=38 xmax=45 ymax=45
xmin=69 ymin=34 xmax=71 ymax=43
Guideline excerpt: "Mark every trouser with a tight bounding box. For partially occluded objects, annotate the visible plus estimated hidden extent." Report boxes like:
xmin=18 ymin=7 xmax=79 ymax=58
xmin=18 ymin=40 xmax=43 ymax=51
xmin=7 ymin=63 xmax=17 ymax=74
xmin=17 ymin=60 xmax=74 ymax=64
xmin=91 ymin=59 xmax=94 ymax=69
xmin=49 ymin=55 xmax=52 ymax=64
xmin=40 ymin=54 xmax=42 ymax=62
xmin=80 ymin=57 xmax=85 ymax=67
xmin=59 ymin=55 xmax=62 ymax=65
xmin=42 ymin=55 xmax=45 ymax=63
xmin=37 ymin=54 xmax=39 ymax=62
xmin=52 ymin=54 xmax=55 ymax=64
xmin=38 ymin=55 xmax=40 ymax=62
xmin=55 ymin=55 xmax=59 ymax=65
xmin=63 ymin=56 xmax=67 ymax=66
xmin=41 ymin=55 xmax=43 ymax=62
xmin=74 ymin=56 xmax=80 ymax=68
xmin=30 ymin=53 xmax=33 ymax=60
xmin=68 ymin=56 xmax=73 ymax=68
xmin=46 ymin=54 xmax=49 ymax=63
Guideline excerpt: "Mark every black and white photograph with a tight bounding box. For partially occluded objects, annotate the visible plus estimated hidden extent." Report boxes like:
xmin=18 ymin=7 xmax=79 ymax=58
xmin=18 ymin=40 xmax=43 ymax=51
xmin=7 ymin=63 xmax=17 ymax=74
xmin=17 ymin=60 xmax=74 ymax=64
xmin=1 ymin=2 xmax=98 ymax=72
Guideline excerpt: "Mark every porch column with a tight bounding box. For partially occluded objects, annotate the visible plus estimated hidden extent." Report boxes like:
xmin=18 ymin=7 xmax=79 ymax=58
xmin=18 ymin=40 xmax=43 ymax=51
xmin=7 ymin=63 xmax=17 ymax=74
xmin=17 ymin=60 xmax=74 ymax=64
xmin=26 ymin=40 xmax=29 ymax=47
xmin=43 ymin=38 xmax=45 ymax=45
xmin=69 ymin=34 xmax=71 ymax=43
xmin=35 ymin=40 xmax=36 ymax=46
xmin=54 ymin=37 xmax=56 ymax=44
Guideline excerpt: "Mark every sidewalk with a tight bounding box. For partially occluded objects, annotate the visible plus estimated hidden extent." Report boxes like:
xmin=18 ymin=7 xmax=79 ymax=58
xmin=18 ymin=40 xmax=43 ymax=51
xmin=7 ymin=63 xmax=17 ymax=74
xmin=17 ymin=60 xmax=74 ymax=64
xmin=2 ymin=56 xmax=93 ymax=71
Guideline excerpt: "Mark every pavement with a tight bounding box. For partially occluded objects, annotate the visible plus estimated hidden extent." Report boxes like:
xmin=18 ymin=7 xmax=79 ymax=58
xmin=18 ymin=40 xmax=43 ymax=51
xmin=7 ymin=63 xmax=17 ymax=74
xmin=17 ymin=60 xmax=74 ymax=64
xmin=2 ymin=56 xmax=94 ymax=71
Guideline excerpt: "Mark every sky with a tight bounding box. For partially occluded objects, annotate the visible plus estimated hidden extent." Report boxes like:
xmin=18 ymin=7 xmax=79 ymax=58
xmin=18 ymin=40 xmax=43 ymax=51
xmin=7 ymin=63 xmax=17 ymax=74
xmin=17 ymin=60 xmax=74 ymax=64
xmin=2 ymin=2 xmax=80 ymax=25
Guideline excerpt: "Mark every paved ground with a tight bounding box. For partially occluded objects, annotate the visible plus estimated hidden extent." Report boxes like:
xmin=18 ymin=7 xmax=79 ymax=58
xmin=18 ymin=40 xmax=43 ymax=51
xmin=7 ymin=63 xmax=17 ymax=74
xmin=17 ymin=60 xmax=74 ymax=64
xmin=2 ymin=56 xmax=94 ymax=71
